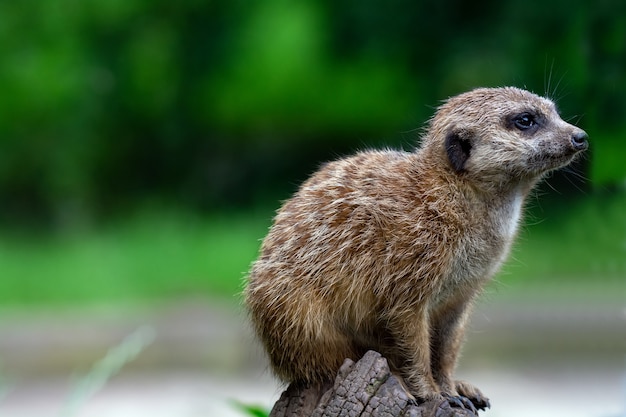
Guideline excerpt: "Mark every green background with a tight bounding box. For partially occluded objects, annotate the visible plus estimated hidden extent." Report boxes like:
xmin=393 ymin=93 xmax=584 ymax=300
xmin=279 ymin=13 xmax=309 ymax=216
xmin=1 ymin=0 xmax=625 ymax=307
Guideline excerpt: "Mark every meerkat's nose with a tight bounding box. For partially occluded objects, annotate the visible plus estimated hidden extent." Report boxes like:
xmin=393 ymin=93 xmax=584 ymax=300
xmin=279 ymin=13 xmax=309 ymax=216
xmin=571 ymin=130 xmax=588 ymax=151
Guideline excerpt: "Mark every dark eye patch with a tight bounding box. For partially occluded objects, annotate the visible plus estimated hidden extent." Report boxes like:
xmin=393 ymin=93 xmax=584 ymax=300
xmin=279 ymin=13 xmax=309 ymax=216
xmin=513 ymin=113 xmax=536 ymax=130
xmin=505 ymin=111 xmax=544 ymax=133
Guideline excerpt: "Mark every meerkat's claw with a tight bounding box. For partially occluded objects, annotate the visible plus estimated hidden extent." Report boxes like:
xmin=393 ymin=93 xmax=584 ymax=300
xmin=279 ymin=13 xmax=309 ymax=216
xmin=440 ymin=393 xmax=471 ymax=412
xmin=472 ymin=394 xmax=490 ymax=411
xmin=459 ymin=396 xmax=479 ymax=414
xmin=441 ymin=393 xmax=463 ymax=409
xmin=455 ymin=380 xmax=490 ymax=410
xmin=463 ymin=393 xmax=491 ymax=411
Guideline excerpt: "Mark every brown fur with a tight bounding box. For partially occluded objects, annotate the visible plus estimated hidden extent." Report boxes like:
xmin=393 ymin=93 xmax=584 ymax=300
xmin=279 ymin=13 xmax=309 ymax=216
xmin=244 ymin=87 xmax=587 ymax=406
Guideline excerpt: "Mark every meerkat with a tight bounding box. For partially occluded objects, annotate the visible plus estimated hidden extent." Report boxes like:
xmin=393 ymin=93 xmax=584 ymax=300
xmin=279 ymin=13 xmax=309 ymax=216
xmin=245 ymin=87 xmax=588 ymax=413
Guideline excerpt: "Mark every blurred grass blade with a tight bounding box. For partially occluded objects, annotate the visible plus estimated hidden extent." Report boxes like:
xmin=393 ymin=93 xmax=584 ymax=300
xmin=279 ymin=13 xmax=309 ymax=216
xmin=0 ymin=362 xmax=13 ymax=407
xmin=231 ymin=400 xmax=270 ymax=417
xmin=58 ymin=325 xmax=156 ymax=417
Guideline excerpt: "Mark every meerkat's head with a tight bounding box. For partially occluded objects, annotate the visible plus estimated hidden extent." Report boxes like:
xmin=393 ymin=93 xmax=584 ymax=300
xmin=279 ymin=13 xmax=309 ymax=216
xmin=425 ymin=87 xmax=588 ymax=193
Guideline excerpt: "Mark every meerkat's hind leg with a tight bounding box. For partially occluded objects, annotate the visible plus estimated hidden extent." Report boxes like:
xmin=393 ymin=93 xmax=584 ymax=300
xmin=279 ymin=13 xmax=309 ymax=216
xmin=455 ymin=380 xmax=491 ymax=411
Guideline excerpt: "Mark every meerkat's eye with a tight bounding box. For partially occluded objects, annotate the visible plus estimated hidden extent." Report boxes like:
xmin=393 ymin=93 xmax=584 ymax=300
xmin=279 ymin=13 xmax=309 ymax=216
xmin=513 ymin=113 xmax=536 ymax=131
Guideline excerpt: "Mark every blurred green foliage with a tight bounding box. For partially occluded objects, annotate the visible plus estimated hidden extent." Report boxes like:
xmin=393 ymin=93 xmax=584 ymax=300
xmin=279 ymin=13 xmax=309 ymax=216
xmin=0 ymin=192 xmax=624 ymax=307
xmin=1 ymin=0 xmax=626 ymax=229
xmin=0 ymin=207 xmax=271 ymax=305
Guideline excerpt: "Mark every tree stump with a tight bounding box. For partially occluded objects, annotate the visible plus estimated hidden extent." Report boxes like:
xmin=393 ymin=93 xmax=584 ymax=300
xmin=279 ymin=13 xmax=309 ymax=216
xmin=269 ymin=351 xmax=479 ymax=417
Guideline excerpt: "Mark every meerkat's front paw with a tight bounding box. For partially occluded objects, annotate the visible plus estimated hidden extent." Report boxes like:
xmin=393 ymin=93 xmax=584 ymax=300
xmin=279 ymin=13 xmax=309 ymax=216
xmin=455 ymin=380 xmax=490 ymax=411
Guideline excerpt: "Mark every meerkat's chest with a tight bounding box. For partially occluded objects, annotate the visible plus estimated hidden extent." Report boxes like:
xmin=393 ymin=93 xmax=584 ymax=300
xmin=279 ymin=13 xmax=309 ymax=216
xmin=495 ymin=191 xmax=523 ymax=241
xmin=445 ymin=190 xmax=524 ymax=288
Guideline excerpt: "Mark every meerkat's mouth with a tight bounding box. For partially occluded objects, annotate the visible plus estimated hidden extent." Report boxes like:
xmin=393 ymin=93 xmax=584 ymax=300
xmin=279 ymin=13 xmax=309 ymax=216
xmin=530 ymin=131 xmax=588 ymax=174
xmin=529 ymin=148 xmax=584 ymax=175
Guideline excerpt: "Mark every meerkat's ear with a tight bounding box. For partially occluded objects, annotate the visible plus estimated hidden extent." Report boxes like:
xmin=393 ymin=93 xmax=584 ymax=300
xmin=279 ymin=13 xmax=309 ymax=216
xmin=445 ymin=129 xmax=473 ymax=173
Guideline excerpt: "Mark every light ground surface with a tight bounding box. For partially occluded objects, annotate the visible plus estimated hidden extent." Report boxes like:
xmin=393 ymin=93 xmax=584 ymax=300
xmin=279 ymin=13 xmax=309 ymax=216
xmin=0 ymin=295 xmax=624 ymax=417
xmin=2 ymin=365 xmax=624 ymax=417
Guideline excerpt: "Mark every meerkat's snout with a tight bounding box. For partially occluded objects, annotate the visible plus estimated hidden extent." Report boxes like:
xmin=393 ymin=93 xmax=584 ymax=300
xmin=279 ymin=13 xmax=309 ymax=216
xmin=571 ymin=129 xmax=589 ymax=151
